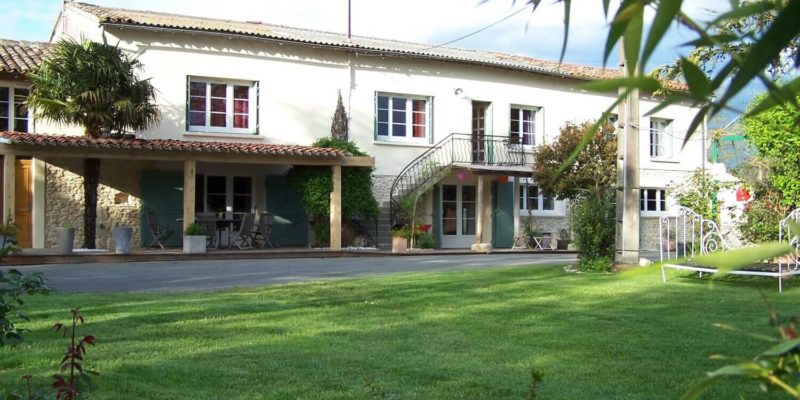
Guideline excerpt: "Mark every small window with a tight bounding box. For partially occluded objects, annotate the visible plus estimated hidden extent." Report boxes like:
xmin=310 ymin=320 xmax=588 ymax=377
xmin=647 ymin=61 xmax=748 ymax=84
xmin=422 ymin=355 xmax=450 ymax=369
xmin=520 ymin=184 xmax=555 ymax=212
xmin=376 ymin=93 xmax=430 ymax=142
xmin=188 ymin=77 xmax=258 ymax=134
xmin=510 ymin=106 xmax=538 ymax=146
xmin=650 ymin=118 xmax=674 ymax=159
xmin=0 ymin=87 xmax=29 ymax=132
xmin=640 ymin=188 xmax=667 ymax=212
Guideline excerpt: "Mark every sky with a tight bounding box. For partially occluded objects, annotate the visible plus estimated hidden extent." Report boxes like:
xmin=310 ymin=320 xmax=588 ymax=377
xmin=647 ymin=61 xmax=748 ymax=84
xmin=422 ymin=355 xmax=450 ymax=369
xmin=0 ymin=0 xmax=754 ymax=125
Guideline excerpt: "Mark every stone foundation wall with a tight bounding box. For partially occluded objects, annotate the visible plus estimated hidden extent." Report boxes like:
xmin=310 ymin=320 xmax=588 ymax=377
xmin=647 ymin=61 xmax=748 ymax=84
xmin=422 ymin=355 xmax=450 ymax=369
xmin=372 ymin=175 xmax=395 ymax=204
xmin=639 ymin=217 xmax=661 ymax=251
xmin=46 ymin=159 xmax=145 ymax=249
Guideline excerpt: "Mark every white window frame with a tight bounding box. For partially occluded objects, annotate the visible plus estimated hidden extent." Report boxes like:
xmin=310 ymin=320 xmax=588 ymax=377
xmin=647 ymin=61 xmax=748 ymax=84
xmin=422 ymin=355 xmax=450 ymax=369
xmin=510 ymin=105 xmax=539 ymax=147
xmin=518 ymin=179 xmax=565 ymax=216
xmin=187 ymin=77 xmax=258 ymax=134
xmin=640 ymin=188 xmax=668 ymax=215
xmin=375 ymin=92 xmax=431 ymax=143
xmin=649 ymin=118 xmax=674 ymax=160
xmin=0 ymin=85 xmax=30 ymax=133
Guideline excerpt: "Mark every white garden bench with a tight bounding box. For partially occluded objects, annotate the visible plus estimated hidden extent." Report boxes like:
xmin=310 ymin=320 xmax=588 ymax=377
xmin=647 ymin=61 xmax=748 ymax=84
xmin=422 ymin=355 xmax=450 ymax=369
xmin=659 ymin=206 xmax=800 ymax=292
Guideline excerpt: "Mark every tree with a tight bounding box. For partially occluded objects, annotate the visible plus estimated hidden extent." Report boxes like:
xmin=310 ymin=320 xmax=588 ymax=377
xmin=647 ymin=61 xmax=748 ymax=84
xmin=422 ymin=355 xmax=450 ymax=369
xmin=331 ymin=90 xmax=349 ymax=141
xmin=531 ymin=121 xmax=616 ymax=200
xmin=26 ymin=39 xmax=160 ymax=248
xmin=743 ymin=93 xmax=800 ymax=208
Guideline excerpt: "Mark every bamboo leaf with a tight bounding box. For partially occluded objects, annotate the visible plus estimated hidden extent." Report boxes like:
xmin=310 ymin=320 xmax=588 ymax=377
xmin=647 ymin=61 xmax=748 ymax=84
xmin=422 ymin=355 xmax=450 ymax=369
xmin=641 ymin=0 xmax=682 ymax=68
xmin=708 ymin=1 xmax=776 ymax=26
xmin=622 ymin=2 xmax=644 ymax=76
xmin=579 ymin=76 xmax=661 ymax=93
xmin=558 ymin=0 xmax=572 ymax=64
xmin=691 ymin=242 xmax=794 ymax=277
xmin=744 ymin=77 xmax=800 ymax=117
xmin=681 ymin=375 xmax=724 ymax=400
xmin=679 ymin=57 xmax=712 ymax=98
xmin=760 ymin=338 xmax=800 ymax=357
xmin=713 ymin=0 xmax=800 ymax=114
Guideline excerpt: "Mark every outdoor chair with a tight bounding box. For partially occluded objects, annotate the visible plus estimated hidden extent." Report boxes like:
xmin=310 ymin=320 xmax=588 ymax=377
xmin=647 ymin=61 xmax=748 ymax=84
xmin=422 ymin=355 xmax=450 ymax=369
xmin=146 ymin=211 xmax=174 ymax=249
xmin=250 ymin=212 xmax=274 ymax=249
xmin=196 ymin=212 xmax=218 ymax=248
xmin=233 ymin=213 xmax=255 ymax=250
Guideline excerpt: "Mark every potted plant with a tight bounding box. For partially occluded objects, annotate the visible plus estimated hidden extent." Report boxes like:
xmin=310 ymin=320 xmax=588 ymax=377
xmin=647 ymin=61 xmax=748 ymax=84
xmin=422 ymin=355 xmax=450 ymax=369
xmin=556 ymin=228 xmax=571 ymax=250
xmin=55 ymin=223 xmax=75 ymax=254
xmin=183 ymin=222 xmax=207 ymax=254
xmin=390 ymin=225 xmax=411 ymax=254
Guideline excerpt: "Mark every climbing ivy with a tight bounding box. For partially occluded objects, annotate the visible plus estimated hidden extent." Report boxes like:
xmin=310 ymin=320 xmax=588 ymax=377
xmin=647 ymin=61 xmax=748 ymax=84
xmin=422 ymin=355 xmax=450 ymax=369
xmin=286 ymin=138 xmax=378 ymax=245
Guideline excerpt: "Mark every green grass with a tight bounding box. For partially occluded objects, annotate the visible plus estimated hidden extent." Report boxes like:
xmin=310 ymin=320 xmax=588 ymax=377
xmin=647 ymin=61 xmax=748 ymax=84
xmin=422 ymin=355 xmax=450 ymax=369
xmin=0 ymin=265 xmax=797 ymax=399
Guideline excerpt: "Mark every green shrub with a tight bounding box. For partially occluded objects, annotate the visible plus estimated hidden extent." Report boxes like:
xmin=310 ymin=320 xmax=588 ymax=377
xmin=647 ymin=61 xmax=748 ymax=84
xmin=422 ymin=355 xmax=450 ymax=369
xmin=740 ymin=189 xmax=786 ymax=244
xmin=416 ymin=234 xmax=436 ymax=249
xmin=569 ymin=192 xmax=615 ymax=269
xmin=576 ymin=257 xmax=614 ymax=272
xmin=183 ymin=222 xmax=206 ymax=236
xmin=671 ymin=168 xmax=724 ymax=222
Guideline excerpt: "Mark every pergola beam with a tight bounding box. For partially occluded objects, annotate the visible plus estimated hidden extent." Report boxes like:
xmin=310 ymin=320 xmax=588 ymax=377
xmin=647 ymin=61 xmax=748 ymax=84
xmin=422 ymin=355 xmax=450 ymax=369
xmin=0 ymin=144 xmax=374 ymax=167
xmin=182 ymin=160 xmax=196 ymax=232
xmin=329 ymin=165 xmax=342 ymax=251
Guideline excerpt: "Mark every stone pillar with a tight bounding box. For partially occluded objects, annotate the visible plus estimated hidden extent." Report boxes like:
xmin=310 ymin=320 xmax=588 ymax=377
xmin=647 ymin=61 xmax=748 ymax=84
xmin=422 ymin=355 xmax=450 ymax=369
xmin=330 ymin=165 xmax=342 ymax=251
xmin=183 ymin=160 xmax=196 ymax=232
xmin=3 ymin=153 xmax=15 ymax=224
xmin=615 ymin=40 xmax=640 ymax=264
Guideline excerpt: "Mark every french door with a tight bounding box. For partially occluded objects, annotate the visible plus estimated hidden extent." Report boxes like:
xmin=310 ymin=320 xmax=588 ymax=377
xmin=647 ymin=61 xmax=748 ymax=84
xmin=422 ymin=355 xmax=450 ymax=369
xmin=440 ymin=184 xmax=477 ymax=248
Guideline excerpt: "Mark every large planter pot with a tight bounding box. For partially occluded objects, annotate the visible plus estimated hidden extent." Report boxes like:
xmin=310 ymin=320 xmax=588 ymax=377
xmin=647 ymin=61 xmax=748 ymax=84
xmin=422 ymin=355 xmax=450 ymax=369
xmin=391 ymin=236 xmax=408 ymax=254
xmin=183 ymin=235 xmax=206 ymax=254
xmin=113 ymin=227 xmax=133 ymax=255
xmin=55 ymin=227 xmax=75 ymax=255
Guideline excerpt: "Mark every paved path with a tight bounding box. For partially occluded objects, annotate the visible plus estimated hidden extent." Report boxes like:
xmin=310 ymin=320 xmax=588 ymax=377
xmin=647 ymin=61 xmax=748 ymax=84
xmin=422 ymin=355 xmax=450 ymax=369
xmin=6 ymin=253 xmax=576 ymax=293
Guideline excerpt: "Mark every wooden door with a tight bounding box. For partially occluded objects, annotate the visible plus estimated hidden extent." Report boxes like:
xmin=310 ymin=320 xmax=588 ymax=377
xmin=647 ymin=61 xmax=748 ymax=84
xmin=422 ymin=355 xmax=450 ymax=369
xmin=14 ymin=159 xmax=32 ymax=248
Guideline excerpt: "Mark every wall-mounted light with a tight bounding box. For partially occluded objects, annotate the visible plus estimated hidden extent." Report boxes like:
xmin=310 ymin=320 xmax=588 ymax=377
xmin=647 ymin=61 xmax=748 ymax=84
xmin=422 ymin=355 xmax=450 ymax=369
xmin=454 ymin=88 xmax=463 ymax=95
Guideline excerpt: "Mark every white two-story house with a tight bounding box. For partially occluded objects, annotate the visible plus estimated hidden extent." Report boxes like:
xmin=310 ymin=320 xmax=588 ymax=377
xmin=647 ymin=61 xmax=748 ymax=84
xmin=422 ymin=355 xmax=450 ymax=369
xmin=0 ymin=2 xmax=708 ymax=251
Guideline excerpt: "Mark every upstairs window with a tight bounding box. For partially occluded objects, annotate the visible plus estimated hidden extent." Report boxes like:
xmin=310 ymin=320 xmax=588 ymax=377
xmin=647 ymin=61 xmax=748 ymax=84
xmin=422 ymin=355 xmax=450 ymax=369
xmin=0 ymin=87 xmax=29 ymax=132
xmin=188 ymin=77 xmax=258 ymax=134
xmin=650 ymin=118 xmax=674 ymax=159
xmin=510 ymin=106 xmax=537 ymax=146
xmin=376 ymin=93 xmax=430 ymax=142
xmin=520 ymin=184 xmax=554 ymax=212
xmin=640 ymin=188 xmax=667 ymax=213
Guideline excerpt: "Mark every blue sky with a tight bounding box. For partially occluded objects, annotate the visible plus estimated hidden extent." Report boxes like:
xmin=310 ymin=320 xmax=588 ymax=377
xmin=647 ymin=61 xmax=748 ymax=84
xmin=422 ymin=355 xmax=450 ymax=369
xmin=0 ymin=0 xmax=754 ymax=125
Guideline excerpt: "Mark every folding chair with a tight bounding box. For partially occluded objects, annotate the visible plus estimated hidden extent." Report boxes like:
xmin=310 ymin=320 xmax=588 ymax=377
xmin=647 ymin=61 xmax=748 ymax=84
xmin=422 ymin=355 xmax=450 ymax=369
xmin=146 ymin=211 xmax=174 ymax=249
xmin=251 ymin=212 xmax=274 ymax=249
xmin=196 ymin=213 xmax=218 ymax=248
xmin=233 ymin=213 xmax=255 ymax=250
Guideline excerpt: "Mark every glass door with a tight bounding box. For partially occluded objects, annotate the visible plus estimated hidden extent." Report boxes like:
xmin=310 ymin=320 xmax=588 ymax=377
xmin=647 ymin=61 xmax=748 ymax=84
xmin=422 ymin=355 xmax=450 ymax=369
xmin=440 ymin=184 xmax=477 ymax=248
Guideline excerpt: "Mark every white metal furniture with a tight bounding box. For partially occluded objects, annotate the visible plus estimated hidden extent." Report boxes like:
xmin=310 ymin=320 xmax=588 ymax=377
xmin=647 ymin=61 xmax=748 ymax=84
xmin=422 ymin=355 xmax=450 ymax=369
xmin=659 ymin=206 xmax=800 ymax=292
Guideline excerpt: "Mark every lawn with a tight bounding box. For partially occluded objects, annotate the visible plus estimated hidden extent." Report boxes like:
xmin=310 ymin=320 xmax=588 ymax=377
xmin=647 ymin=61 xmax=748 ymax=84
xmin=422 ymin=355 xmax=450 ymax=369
xmin=0 ymin=264 xmax=797 ymax=399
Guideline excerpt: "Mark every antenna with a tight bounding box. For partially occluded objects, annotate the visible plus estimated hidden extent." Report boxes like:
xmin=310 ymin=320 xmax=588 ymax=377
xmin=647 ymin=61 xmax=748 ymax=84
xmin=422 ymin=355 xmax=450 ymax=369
xmin=347 ymin=0 xmax=352 ymax=42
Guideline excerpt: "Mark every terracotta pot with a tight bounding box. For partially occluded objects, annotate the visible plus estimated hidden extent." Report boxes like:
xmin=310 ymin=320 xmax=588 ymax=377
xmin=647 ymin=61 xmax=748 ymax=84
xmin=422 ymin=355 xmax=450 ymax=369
xmin=391 ymin=236 xmax=408 ymax=254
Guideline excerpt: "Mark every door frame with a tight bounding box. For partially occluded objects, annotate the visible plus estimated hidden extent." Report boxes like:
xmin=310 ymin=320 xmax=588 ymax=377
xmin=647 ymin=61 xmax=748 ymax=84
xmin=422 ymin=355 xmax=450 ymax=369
xmin=439 ymin=183 xmax=477 ymax=248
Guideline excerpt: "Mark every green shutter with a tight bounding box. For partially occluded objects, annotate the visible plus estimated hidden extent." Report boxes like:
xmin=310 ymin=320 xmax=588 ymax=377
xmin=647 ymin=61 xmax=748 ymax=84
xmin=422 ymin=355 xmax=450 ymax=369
xmin=492 ymin=180 xmax=514 ymax=248
xmin=265 ymin=175 xmax=308 ymax=246
xmin=140 ymin=170 xmax=184 ymax=247
xmin=185 ymin=76 xmax=190 ymax=132
xmin=254 ymin=81 xmax=260 ymax=135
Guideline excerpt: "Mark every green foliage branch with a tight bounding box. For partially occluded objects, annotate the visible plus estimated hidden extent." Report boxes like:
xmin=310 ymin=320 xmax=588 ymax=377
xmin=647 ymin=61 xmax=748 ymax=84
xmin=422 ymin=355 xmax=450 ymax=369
xmin=670 ymin=168 xmax=724 ymax=223
xmin=286 ymin=138 xmax=378 ymax=246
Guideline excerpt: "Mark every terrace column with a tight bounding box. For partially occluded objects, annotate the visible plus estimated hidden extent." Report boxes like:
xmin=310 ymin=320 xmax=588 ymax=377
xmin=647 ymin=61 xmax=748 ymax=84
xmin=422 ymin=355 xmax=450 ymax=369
xmin=183 ymin=160 xmax=196 ymax=232
xmin=475 ymin=174 xmax=484 ymax=243
xmin=513 ymin=176 xmax=520 ymax=237
xmin=2 ymin=153 xmax=15 ymax=224
xmin=330 ymin=165 xmax=342 ymax=251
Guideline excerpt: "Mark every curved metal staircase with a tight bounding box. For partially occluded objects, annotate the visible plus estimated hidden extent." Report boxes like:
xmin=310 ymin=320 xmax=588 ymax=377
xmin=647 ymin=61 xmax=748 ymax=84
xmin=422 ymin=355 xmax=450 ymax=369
xmin=388 ymin=133 xmax=528 ymax=229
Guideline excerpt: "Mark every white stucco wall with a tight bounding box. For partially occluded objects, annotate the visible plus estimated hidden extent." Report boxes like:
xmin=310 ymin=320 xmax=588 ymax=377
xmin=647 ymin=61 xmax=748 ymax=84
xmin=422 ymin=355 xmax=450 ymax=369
xmin=59 ymin=4 xmax=708 ymax=182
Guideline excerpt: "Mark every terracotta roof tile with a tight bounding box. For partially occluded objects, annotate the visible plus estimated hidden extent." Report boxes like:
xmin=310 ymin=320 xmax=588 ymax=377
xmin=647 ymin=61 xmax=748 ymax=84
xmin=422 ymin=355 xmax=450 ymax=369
xmin=70 ymin=2 xmax=687 ymax=91
xmin=0 ymin=39 xmax=52 ymax=74
xmin=0 ymin=132 xmax=350 ymax=157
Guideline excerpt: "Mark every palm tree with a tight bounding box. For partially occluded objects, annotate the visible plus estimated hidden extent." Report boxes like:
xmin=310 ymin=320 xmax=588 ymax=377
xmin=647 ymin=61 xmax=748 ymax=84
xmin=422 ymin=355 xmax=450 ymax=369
xmin=26 ymin=39 xmax=160 ymax=249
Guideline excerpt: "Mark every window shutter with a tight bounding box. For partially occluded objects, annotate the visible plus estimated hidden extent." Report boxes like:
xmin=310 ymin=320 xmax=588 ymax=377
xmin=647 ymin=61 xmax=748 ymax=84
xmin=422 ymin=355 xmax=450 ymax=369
xmin=428 ymin=97 xmax=434 ymax=144
xmin=373 ymin=93 xmax=377 ymax=141
xmin=254 ymin=81 xmax=260 ymax=135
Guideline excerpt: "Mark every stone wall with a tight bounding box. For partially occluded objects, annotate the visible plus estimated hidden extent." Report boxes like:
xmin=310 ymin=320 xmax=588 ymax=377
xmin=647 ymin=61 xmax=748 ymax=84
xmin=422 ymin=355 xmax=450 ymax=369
xmin=46 ymin=159 xmax=145 ymax=249
xmin=372 ymin=175 xmax=395 ymax=204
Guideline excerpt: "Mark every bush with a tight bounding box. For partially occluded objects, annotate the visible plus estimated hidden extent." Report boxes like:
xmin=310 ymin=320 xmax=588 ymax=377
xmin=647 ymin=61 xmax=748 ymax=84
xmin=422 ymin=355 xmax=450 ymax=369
xmin=416 ymin=234 xmax=436 ymax=249
xmin=576 ymin=257 xmax=614 ymax=272
xmin=569 ymin=192 xmax=615 ymax=270
xmin=740 ymin=189 xmax=786 ymax=244
xmin=671 ymin=168 xmax=724 ymax=222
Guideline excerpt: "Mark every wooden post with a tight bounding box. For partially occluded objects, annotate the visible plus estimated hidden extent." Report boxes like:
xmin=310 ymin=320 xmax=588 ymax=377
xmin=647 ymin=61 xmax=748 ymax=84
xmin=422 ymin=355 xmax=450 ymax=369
xmin=183 ymin=160 xmax=196 ymax=232
xmin=330 ymin=165 xmax=342 ymax=251
xmin=3 ymin=153 xmax=15 ymax=225
xmin=513 ymin=176 xmax=520 ymax=237
xmin=475 ymin=174 xmax=484 ymax=243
